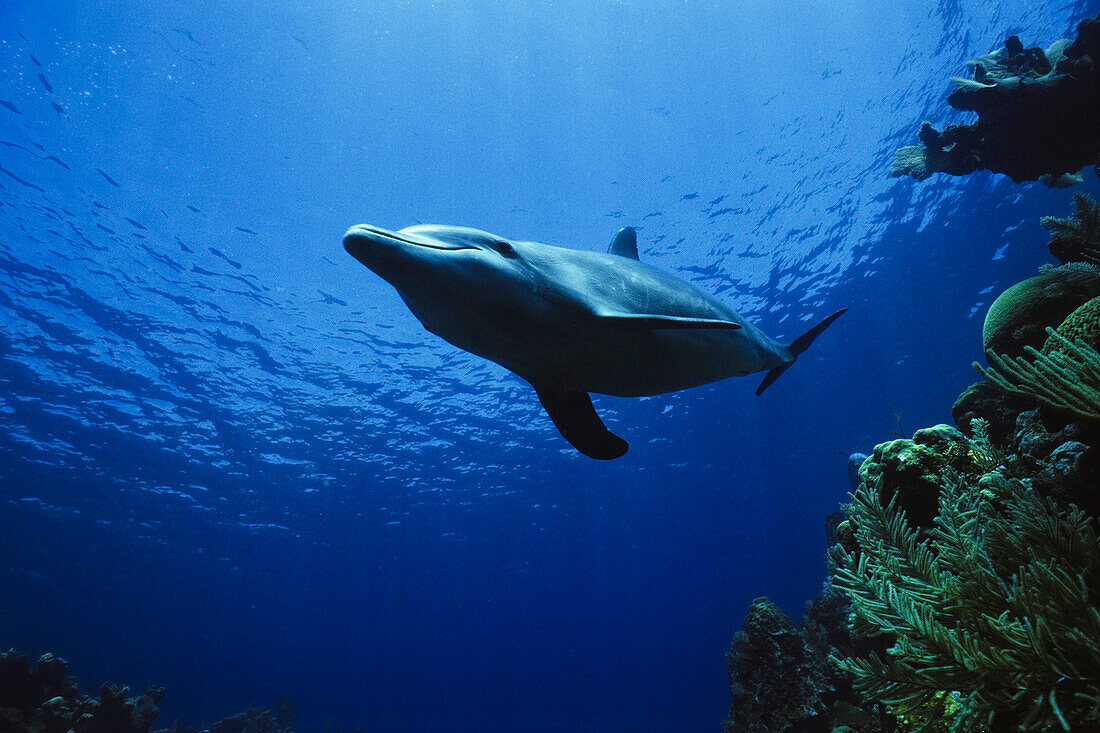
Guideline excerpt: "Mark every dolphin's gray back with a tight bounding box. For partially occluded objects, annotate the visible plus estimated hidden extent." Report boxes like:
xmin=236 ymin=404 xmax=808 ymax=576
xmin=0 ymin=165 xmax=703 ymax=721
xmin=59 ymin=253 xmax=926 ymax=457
xmin=512 ymin=242 xmax=791 ymax=396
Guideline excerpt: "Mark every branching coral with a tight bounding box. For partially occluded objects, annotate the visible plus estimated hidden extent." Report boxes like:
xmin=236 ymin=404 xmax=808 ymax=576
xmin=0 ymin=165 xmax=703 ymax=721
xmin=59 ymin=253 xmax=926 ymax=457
xmin=976 ymin=328 xmax=1100 ymax=422
xmin=1042 ymin=193 xmax=1100 ymax=265
xmin=832 ymin=468 xmax=1100 ymax=731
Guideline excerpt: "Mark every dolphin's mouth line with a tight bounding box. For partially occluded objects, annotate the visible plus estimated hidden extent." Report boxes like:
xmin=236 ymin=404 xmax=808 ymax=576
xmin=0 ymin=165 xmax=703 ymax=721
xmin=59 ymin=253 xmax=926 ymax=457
xmin=407 ymin=242 xmax=478 ymax=252
xmin=348 ymin=225 xmax=477 ymax=252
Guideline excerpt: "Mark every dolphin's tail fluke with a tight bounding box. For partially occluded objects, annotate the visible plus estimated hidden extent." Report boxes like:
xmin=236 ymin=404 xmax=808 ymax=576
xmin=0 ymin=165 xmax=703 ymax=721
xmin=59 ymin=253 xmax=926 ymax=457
xmin=755 ymin=308 xmax=848 ymax=396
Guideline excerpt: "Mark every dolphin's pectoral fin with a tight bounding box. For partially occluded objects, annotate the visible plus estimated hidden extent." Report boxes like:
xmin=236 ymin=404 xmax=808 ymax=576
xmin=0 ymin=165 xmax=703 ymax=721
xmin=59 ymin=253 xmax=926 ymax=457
xmin=608 ymin=226 xmax=639 ymax=260
xmin=534 ymin=385 xmax=628 ymax=460
xmin=596 ymin=312 xmax=742 ymax=330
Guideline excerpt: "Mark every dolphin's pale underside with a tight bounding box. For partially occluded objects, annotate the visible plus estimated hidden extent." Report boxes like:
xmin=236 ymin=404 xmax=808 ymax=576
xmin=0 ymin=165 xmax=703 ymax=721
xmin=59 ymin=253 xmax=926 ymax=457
xmin=343 ymin=223 xmax=846 ymax=459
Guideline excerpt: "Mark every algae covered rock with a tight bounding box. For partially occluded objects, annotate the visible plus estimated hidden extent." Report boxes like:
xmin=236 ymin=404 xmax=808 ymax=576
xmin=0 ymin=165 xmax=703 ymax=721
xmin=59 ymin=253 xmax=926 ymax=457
xmin=981 ymin=264 xmax=1100 ymax=357
xmin=858 ymin=424 xmax=980 ymax=528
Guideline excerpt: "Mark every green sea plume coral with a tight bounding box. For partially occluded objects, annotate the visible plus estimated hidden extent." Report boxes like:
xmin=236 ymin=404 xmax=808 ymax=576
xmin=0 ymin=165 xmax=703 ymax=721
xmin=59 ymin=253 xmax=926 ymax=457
xmin=976 ymin=327 xmax=1100 ymax=422
xmin=1042 ymin=192 xmax=1100 ymax=266
xmin=832 ymin=466 xmax=1100 ymax=730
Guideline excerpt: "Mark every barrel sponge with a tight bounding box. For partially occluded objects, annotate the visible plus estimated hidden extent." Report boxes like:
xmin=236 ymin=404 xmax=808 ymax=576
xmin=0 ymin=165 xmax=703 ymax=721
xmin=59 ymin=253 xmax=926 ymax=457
xmin=982 ymin=264 xmax=1100 ymax=357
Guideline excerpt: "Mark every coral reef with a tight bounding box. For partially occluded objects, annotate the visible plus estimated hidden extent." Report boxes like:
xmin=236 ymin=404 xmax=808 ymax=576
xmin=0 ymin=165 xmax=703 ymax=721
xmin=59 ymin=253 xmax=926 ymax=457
xmin=0 ymin=650 xmax=164 ymax=733
xmin=722 ymin=589 xmax=880 ymax=733
xmin=727 ymin=194 xmax=1100 ymax=731
xmin=980 ymin=264 xmax=1100 ymax=358
xmin=0 ymin=650 xmax=298 ymax=733
xmin=723 ymin=597 xmax=828 ymax=732
xmin=833 ymin=462 xmax=1100 ymax=730
xmin=856 ymin=424 xmax=981 ymax=529
xmin=978 ymin=327 xmax=1100 ymax=421
xmin=1042 ymin=192 xmax=1100 ymax=265
xmin=891 ymin=14 xmax=1100 ymax=186
xmin=1045 ymin=295 xmax=1100 ymax=351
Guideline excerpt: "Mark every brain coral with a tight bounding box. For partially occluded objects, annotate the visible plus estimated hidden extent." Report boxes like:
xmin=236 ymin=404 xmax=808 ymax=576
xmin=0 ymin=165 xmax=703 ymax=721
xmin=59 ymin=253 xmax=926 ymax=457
xmin=982 ymin=264 xmax=1100 ymax=357
xmin=1044 ymin=294 xmax=1100 ymax=353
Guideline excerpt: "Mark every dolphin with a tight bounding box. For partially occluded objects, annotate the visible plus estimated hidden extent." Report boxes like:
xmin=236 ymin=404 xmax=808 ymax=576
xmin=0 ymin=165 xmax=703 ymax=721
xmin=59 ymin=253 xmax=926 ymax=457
xmin=343 ymin=224 xmax=846 ymax=460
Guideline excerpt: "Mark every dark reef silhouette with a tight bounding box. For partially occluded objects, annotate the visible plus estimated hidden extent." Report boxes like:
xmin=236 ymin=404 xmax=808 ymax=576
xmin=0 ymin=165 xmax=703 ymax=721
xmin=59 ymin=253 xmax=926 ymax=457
xmin=892 ymin=14 xmax=1100 ymax=187
xmin=0 ymin=650 xmax=303 ymax=733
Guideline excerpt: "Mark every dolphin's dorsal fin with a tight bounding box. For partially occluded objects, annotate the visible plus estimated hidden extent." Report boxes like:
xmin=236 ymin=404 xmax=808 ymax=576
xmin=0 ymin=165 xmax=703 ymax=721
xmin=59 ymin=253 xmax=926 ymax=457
xmin=534 ymin=384 xmax=628 ymax=460
xmin=596 ymin=312 xmax=742 ymax=330
xmin=608 ymin=226 xmax=639 ymax=259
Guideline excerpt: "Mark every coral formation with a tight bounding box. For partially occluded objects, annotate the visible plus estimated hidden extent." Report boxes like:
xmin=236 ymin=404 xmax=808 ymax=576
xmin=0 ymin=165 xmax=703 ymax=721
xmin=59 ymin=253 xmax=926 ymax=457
xmin=1042 ymin=192 xmax=1100 ymax=265
xmin=0 ymin=650 xmax=299 ymax=733
xmin=980 ymin=264 xmax=1100 ymax=358
xmin=978 ymin=327 xmax=1100 ymax=421
xmin=833 ymin=464 xmax=1100 ymax=730
xmin=722 ymin=589 xmax=878 ymax=733
xmin=1045 ymin=295 xmax=1100 ymax=351
xmin=891 ymin=14 xmax=1100 ymax=186
xmin=0 ymin=650 xmax=164 ymax=733
xmin=723 ymin=597 xmax=827 ymax=732
xmin=727 ymin=194 xmax=1100 ymax=731
xmin=856 ymin=424 xmax=981 ymax=529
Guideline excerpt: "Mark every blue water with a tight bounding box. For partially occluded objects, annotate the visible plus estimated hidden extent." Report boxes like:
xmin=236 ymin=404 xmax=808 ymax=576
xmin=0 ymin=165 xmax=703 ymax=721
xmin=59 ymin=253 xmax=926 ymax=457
xmin=1 ymin=0 xmax=1098 ymax=730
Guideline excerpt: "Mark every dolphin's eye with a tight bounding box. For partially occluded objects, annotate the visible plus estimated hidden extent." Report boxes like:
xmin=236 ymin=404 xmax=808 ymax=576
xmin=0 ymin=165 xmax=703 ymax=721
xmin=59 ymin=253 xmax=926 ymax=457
xmin=489 ymin=240 xmax=517 ymax=258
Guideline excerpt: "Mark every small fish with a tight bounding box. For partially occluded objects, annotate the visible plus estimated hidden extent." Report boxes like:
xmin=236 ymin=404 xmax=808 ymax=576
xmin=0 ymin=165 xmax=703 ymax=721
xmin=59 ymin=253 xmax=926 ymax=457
xmin=317 ymin=290 xmax=347 ymax=306
xmin=708 ymin=195 xmax=727 ymax=207
xmin=124 ymin=217 xmax=147 ymax=230
xmin=291 ymin=34 xmax=310 ymax=53
xmin=0 ymin=99 xmax=22 ymax=115
xmin=235 ymin=226 xmax=259 ymax=235
xmin=209 ymin=247 xmax=243 ymax=269
xmin=50 ymin=101 xmax=66 ymax=116
xmin=708 ymin=207 xmax=736 ymax=218
xmin=95 ymin=223 xmax=117 ymax=235
xmin=659 ymin=175 xmax=672 ymax=182
xmin=37 ymin=73 xmax=53 ymax=93
xmin=680 ymin=192 xmax=699 ymax=200
xmin=29 ymin=54 xmax=41 ymax=68
xmin=172 ymin=28 xmax=203 ymax=46
xmin=0 ymin=164 xmax=45 ymax=192
xmin=642 ymin=211 xmax=663 ymax=219
xmin=186 ymin=204 xmax=202 ymax=214
xmin=95 ymin=168 xmax=121 ymax=187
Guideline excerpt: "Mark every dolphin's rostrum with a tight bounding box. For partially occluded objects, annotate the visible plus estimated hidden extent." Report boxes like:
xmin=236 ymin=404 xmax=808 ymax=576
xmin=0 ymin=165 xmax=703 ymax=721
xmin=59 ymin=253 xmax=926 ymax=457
xmin=344 ymin=223 xmax=846 ymax=460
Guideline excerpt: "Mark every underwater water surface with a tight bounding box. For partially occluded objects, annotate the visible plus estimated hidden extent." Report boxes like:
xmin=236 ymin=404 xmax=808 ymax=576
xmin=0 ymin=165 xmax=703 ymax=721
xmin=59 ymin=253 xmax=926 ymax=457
xmin=1 ymin=0 xmax=1098 ymax=730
